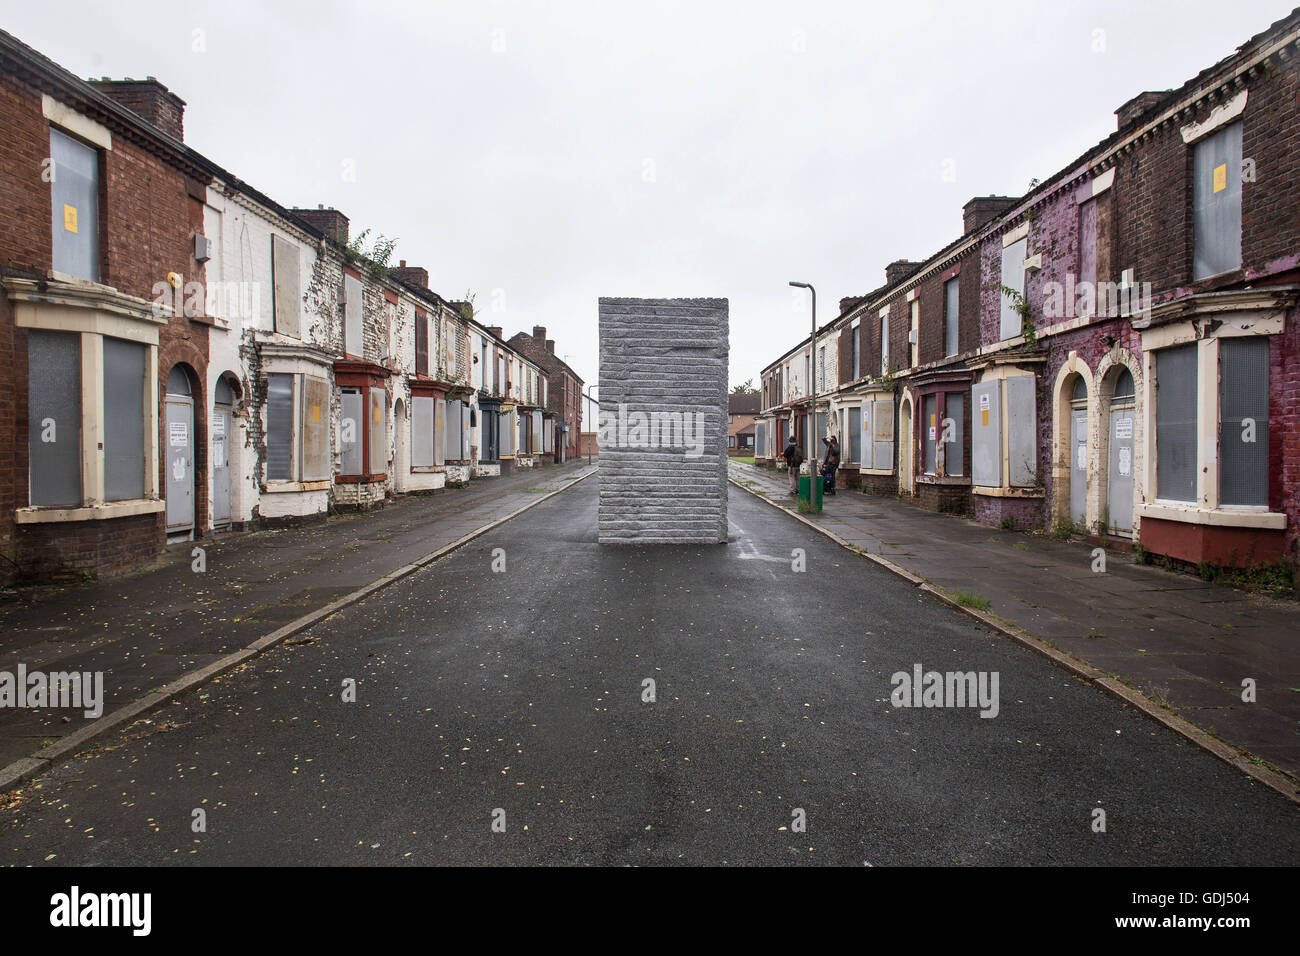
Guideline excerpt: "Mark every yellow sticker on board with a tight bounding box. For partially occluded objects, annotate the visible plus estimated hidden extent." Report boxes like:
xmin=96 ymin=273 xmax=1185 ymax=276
xmin=373 ymin=405 xmax=381 ymax=422
xmin=981 ymin=409 xmax=989 ymax=426
xmin=1213 ymin=163 xmax=1227 ymax=194
xmin=311 ymin=405 xmax=320 ymax=424
xmin=63 ymin=204 xmax=78 ymax=233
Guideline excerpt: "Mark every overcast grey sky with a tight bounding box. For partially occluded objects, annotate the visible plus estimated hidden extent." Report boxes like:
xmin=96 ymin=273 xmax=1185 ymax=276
xmin=4 ymin=0 xmax=1294 ymax=391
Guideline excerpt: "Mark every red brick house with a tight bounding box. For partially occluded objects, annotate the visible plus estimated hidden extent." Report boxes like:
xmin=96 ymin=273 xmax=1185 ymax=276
xmin=506 ymin=325 xmax=584 ymax=462
xmin=1 ymin=33 xmax=213 ymax=582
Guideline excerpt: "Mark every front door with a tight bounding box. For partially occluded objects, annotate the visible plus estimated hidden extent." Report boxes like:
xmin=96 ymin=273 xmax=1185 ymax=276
xmin=1070 ymin=409 xmax=1087 ymax=525
xmin=165 ymin=395 xmax=194 ymax=536
xmin=1108 ymin=404 xmax=1135 ymax=534
xmin=212 ymin=402 xmax=231 ymax=528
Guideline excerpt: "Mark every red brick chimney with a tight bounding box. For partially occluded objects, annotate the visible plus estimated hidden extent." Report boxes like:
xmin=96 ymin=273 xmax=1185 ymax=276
xmin=885 ymin=259 xmax=919 ymax=287
xmin=962 ymin=196 xmax=1020 ymax=235
xmin=532 ymin=325 xmax=547 ymax=341
xmin=1115 ymin=90 xmax=1170 ymax=130
xmin=291 ymin=206 xmax=349 ymax=245
xmin=545 ymin=339 xmax=555 ymax=354
xmin=89 ymin=77 xmax=185 ymax=140
xmin=486 ymin=326 xmax=503 ymax=339
xmin=391 ymin=259 xmax=429 ymax=290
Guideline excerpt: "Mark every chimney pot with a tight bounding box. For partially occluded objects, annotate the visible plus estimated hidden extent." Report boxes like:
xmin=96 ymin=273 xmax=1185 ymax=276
xmin=88 ymin=76 xmax=186 ymax=140
xmin=961 ymin=195 xmax=1021 ymax=235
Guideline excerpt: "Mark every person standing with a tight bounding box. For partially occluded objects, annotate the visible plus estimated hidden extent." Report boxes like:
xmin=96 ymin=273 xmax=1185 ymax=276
xmin=782 ymin=434 xmax=803 ymax=497
xmin=821 ymin=435 xmax=841 ymax=495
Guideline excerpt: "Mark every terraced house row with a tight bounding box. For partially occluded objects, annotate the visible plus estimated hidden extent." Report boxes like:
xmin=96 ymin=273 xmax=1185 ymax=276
xmin=0 ymin=30 xmax=582 ymax=584
xmin=755 ymin=9 xmax=1300 ymax=574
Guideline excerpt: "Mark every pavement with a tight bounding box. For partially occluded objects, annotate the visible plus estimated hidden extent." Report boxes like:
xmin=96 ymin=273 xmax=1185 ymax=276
xmin=729 ymin=460 xmax=1300 ymax=783
xmin=2 ymin=475 xmax=1297 ymax=865
xmin=0 ymin=459 xmax=596 ymax=772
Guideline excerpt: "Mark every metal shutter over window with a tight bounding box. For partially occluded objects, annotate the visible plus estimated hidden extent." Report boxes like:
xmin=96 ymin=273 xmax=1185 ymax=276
xmin=434 ymin=398 xmax=446 ymax=466
xmin=445 ymin=399 xmax=462 ymax=460
xmin=344 ymin=275 xmax=363 ymax=357
xmin=50 ymin=128 xmax=99 ymax=282
xmin=971 ymin=380 xmax=1001 ymax=487
xmin=266 ymin=374 xmax=295 ymax=481
xmin=27 ymin=330 xmax=82 ymax=506
xmin=415 ymin=312 xmax=428 ymax=376
xmin=1155 ymin=344 xmax=1198 ymax=502
xmin=944 ymin=391 xmax=965 ymax=477
xmin=847 ymin=406 xmax=861 ymax=464
xmin=341 ymin=389 xmax=363 ymax=476
xmin=271 ymin=235 xmax=300 ymax=338
xmin=102 ymin=338 xmax=145 ymax=502
xmin=1219 ymin=337 xmax=1268 ymax=506
xmin=945 ymin=278 xmax=959 ymax=356
xmin=1006 ymin=376 xmax=1036 ymax=487
xmin=1000 ymin=238 xmax=1027 ymax=340
xmin=411 ymin=396 xmax=435 ymax=467
xmin=1193 ymin=122 xmax=1243 ymax=280
xmin=923 ymin=393 xmax=938 ymax=475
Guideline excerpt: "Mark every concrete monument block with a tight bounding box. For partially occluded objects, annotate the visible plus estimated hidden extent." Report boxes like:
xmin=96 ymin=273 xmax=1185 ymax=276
xmin=598 ymin=297 xmax=728 ymax=544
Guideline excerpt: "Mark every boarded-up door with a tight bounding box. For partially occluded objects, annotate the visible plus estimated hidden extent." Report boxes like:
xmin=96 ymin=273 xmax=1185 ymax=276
xmin=165 ymin=373 xmax=194 ymax=535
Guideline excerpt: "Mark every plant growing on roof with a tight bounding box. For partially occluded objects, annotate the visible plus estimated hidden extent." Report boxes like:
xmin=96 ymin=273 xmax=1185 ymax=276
xmin=344 ymin=228 xmax=398 ymax=279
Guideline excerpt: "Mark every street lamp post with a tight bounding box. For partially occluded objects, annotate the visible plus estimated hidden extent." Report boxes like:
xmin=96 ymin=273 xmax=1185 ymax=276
xmin=789 ymin=281 xmax=816 ymax=498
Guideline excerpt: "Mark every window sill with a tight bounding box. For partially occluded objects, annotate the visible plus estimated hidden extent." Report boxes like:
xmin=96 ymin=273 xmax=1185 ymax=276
xmin=15 ymin=499 xmax=165 ymax=524
xmin=916 ymin=475 xmax=970 ymax=486
xmin=1139 ymin=503 xmax=1286 ymax=530
xmin=972 ymin=486 xmax=1043 ymax=499
xmin=859 ymin=467 xmax=895 ymax=476
xmin=261 ymin=480 xmax=330 ymax=494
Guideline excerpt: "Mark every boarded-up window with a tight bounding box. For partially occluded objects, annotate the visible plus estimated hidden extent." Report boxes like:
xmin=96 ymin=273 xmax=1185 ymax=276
xmin=755 ymin=421 xmax=766 ymax=458
xmin=944 ymin=277 xmax=959 ymax=356
xmin=847 ymin=406 xmax=861 ymax=464
xmin=1006 ymin=376 xmax=1036 ymax=487
xmin=104 ymin=337 xmax=146 ymax=501
xmin=368 ymin=387 xmax=387 ymax=475
xmin=434 ymin=398 xmax=446 ymax=466
xmin=1155 ymin=344 xmax=1198 ymax=502
xmin=341 ymin=388 xmax=363 ymax=476
xmin=344 ymin=274 xmax=363 ymax=357
xmin=852 ymin=327 xmax=861 ymax=380
xmin=971 ymin=380 xmax=1001 ymax=487
xmin=445 ymin=399 xmax=462 ymax=460
xmin=532 ymin=410 xmax=543 ymax=452
xmin=1219 ymin=337 xmax=1268 ymax=506
xmin=872 ymin=398 xmax=894 ymax=472
xmin=922 ymin=393 xmax=938 ymax=475
xmin=1079 ymin=198 xmax=1098 ymax=297
xmin=27 ymin=330 xmax=81 ymax=506
xmin=1193 ymin=122 xmax=1243 ymax=281
xmin=944 ymin=391 xmax=964 ymax=477
xmin=50 ymin=127 xmax=99 ymax=282
xmin=299 ymin=375 xmax=330 ymax=480
xmin=880 ymin=313 xmax=890 ymax=374
xmin=1000 ymin=238 xmax=1027 ymax=340
xmin=271 ymin=235 xmax=300 ymax=337
xmin=412 ymin=396 xmax=435 ymax=467
xmin=266 ymin=374 xmax=294 ymax=481
xmin=415 ymin=311 xmax=428 ymax=376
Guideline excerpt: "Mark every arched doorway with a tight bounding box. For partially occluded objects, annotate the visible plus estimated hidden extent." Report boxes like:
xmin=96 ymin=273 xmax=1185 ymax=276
xmin=165 ymin=365 xmax=196 ymax=538
xmin=1105 ymin=367 xmax=1136 ymax=534
xmin=1068 ymin=375 xmax=1089 ymax=525
xmin=898 ymin=394 xmax=914 ymax=496
xmin=393 ymin=398 xmax=409 ymax=492
xmin=212 ymin=375 xmax=238 ymax=529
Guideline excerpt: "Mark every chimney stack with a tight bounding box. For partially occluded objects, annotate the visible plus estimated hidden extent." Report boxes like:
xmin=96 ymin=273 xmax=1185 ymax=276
xmin=962 ymin=196 xmax=1020 ymax=236
xmin=89 ymin=77 xmax=185 ymax=140
xmin=545 ymin=339 xmax=555 ymax=354
xmin=391 ymin=262 xmax=429 ymax=290
xmin=1115 ymin=90 xmax=1170 ymax=130
xmin=532 ymin=325 xmax=547 ymax=341
xmin=291 ymin=206 xmax=349 ymax=245
xmin=487 ymin=326 xmax=503 ymax=339
xmin=885 ymin=259 xmax=918 ymax=287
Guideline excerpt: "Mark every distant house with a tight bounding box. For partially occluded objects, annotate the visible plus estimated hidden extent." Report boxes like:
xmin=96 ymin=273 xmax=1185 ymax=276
xmin=728 ymin=394 xmax=760 ymax=456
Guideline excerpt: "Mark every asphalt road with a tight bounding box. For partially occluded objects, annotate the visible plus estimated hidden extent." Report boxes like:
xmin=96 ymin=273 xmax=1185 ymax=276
xmin=3 ymin=477 xmax=1297 ymax=865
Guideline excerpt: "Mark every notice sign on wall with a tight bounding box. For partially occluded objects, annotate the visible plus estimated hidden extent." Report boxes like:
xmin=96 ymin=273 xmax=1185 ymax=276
xmin=1115 ymin=417 xmax=1133 ymax=440
xmin=63 ymin=204 xmax=78 ymax=233
xmin=169 ymin=422 xmax=188 ymax=447
xmin=979 ymin=392 xmax=991 ymax=426
xmin=1118 ymin=446 xmax=1132 ymax=476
